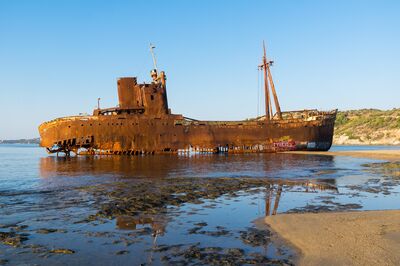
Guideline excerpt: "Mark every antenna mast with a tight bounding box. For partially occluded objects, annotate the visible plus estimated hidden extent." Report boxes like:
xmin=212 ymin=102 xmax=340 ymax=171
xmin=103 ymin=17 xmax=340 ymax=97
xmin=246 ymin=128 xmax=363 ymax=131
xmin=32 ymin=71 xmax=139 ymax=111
xmin=149 ymin=43 xmax=158 ymax=70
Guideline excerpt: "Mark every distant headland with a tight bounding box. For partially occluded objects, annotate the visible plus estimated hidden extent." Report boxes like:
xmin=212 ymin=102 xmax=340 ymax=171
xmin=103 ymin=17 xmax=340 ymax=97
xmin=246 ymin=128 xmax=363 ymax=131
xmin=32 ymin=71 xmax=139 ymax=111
xmin=334 ymin=109 xmax=400 ymax=145
xmin=0 ymin=138 xmax=40 ymax=144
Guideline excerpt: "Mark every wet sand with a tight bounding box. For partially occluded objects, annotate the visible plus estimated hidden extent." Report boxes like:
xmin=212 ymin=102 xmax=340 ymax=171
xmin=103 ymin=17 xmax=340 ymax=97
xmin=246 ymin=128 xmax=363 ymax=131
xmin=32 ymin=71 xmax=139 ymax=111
xmin=283 ymin=149 xmax=400 ymax=161
xmin=265 ymin=210 xmax=400 ymax=266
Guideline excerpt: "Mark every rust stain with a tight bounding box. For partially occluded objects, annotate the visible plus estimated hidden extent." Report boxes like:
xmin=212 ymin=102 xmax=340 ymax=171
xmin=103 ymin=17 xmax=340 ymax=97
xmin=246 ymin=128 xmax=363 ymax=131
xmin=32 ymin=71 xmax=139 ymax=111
xmin=38 ymin=44 xmax=337 ymax=156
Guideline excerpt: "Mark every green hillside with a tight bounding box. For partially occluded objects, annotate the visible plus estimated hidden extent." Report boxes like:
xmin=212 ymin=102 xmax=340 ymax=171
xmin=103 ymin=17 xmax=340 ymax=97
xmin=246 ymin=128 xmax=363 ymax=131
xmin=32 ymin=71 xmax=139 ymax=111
xmin=334 ymin=109 xmax=400 ymax=145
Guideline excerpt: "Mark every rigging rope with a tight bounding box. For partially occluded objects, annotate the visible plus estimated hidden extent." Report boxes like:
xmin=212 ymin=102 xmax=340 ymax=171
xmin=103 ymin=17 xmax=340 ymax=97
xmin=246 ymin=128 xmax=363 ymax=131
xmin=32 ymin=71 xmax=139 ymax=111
xmin=257 ymin=68 xmax=261 ymax=118
xmin=258 ymin=68 xmax=264 ymax=118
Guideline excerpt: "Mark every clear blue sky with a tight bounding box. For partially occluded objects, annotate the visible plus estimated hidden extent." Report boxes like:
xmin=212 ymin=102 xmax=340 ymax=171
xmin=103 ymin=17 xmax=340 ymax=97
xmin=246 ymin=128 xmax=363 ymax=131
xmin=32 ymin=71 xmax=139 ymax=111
xmin=1 ymin=0 xmax=399 ymax=139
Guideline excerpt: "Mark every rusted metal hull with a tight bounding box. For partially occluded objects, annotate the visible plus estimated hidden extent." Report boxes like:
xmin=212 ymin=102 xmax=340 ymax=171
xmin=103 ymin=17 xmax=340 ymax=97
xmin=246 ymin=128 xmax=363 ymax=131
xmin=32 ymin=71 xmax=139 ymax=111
xmin=38 ymin=46 xmax=337 ymax=155
xmin=39 ymin=112 xmax=336 ymax=155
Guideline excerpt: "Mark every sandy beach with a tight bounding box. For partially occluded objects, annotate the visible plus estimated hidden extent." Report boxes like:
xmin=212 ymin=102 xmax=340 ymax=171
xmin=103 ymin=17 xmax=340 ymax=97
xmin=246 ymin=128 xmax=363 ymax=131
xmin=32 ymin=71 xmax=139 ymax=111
xmin=272 ymin=149 xmax=400 ymax=265
xmin=283 ymin=149 xmax=400 ymax=161
xmin=265 ymin=210 xmax=400 ymax=266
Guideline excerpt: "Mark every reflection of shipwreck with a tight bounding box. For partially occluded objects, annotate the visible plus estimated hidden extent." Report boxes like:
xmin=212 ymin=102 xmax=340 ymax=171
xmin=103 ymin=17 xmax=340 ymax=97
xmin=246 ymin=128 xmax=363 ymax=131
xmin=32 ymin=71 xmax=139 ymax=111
xmin=39 ymin=43 xmax=336 ymax=156
xmin=264 ymin=179 xmax=338 ymax=216
xmin=116 ymin=215 xmax=167 ymax=237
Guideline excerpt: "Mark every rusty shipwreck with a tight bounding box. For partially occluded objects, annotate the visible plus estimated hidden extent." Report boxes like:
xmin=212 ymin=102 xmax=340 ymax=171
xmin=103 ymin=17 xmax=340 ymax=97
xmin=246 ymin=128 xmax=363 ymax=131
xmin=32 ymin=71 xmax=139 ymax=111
xmin=39 ymin=44 xmax=337 ymax=156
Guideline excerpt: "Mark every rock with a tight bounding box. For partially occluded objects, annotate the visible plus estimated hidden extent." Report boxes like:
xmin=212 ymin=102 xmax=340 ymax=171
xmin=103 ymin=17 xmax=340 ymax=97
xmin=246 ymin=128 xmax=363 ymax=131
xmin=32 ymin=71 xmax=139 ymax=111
xmin=194 ymin=222 xmax=207 ymax=227
xmin=50 ymin=248 xmax=75 ymax=254
xmin=36 ymin=228 xmax=58 ymax=234
xmin=0 ymin=231 xmax=28 ymax=247
xmin=225 ymin=248 xmax=245 ymax=257
xmin=115 ymin=250 xmax=129 ymax=255
xmin=239 ymin=227 xmax=270 ymax=247
xmin=187 ymin=227 xmax=202 ymax=234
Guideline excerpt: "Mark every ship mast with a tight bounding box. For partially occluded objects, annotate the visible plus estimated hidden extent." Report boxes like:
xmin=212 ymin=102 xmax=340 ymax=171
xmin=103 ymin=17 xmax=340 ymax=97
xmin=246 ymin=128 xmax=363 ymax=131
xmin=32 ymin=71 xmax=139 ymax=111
xmin=260 ymin=41 xmax=282 ymax=121
xmin=149 ymin=43 xmax=158 ymax=70
xmin=262 ymin=42 xmax=271 ymax=122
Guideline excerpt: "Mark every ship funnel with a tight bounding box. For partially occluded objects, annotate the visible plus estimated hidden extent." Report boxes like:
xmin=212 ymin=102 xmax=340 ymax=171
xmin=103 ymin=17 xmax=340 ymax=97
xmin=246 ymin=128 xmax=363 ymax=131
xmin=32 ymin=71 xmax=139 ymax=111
xmin=117 ymin=77 xmax=144 ymax=109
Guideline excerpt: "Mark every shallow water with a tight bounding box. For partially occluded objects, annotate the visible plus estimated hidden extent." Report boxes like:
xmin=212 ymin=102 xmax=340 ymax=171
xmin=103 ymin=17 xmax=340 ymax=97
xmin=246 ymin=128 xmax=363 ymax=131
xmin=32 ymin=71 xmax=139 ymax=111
xmin=331 ymin=144 xmax=400 ymax=151
xmin=0 ymin=145 xmax=399 ymax=265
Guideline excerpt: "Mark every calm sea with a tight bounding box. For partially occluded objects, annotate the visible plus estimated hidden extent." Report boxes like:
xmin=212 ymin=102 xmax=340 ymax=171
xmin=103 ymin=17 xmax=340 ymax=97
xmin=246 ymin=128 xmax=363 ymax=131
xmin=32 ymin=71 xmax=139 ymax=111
xmin=0 ymin=144 xmax=399 ymax=265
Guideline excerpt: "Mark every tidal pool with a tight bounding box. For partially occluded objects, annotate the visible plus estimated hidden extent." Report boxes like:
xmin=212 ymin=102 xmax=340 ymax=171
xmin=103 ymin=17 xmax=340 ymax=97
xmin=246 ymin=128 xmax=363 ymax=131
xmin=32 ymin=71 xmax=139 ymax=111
xmin=0 ymin=145 xmax=399 ymax=265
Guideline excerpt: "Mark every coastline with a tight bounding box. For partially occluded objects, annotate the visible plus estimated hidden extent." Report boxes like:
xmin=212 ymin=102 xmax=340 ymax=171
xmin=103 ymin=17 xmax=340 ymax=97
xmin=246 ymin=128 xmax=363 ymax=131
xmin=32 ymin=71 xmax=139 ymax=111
xmin=270 ymin=149 xmax=400 ymax=265
xmin=283 ymin=149 xmax=400 ymax=161
xmin=265 ymin=210 xmax=400 ymax=266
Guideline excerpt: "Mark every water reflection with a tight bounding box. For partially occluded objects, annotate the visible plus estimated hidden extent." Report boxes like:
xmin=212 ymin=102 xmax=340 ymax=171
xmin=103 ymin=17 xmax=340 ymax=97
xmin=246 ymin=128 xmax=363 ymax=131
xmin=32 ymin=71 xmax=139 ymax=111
xmin=113 ymin=179 xmax=339 ymax=233
xmin=39 ymin=153 xmax=337 ymax=180
xmin=264 ymin=180 xmax=338 ymax=216
xmin=38 ymin=154 xmax=341 ymax=225
xmin=116 ymin=215 xmax=167 ymax=236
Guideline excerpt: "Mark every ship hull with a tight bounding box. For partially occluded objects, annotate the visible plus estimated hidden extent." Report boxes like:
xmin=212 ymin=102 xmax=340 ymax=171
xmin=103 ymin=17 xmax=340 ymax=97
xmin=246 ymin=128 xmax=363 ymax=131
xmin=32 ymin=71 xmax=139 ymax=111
xmin=39 ymin=113 xmax=336 ymax=155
